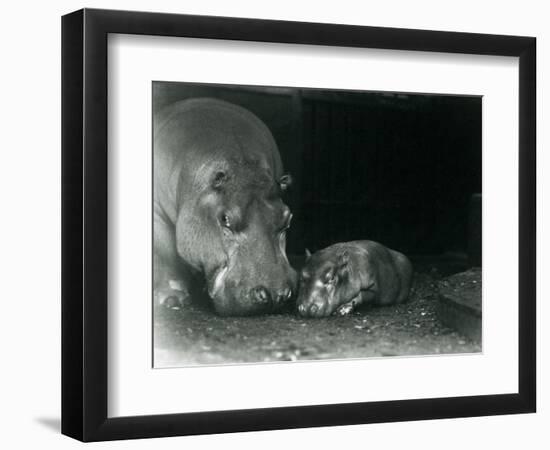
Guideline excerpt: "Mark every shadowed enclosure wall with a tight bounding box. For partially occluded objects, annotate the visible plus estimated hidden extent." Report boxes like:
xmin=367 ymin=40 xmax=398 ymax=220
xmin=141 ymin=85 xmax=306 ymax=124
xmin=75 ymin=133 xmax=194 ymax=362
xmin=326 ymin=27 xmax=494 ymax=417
xmin=153 ymin=82 xmax=481 ymax=257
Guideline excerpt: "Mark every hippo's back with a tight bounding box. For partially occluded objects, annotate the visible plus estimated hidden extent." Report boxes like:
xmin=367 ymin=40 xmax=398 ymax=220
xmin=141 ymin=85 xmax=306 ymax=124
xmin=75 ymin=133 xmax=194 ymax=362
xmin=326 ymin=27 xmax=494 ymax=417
xmin=349 ymin=240 xmax=412 ymax=304
xmin=154 ymin=98 xmax=276 ymax=146
xmin=153 ymin=98 xmax=283 ymax=219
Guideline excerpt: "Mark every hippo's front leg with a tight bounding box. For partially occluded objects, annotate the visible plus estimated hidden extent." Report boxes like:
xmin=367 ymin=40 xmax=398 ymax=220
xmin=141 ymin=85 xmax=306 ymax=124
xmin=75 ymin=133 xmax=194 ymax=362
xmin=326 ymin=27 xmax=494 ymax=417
xmin=334 ymin=294 xmax=362 ymax=316
xmin=153 ymin=211 xmax=190 ymax=309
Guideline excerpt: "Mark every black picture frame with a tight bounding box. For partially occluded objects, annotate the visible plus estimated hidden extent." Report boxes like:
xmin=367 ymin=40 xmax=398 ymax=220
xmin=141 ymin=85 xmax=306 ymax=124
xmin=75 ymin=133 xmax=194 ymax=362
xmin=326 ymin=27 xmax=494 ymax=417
xmin=61 ymin=8 xmax=536 ymax=442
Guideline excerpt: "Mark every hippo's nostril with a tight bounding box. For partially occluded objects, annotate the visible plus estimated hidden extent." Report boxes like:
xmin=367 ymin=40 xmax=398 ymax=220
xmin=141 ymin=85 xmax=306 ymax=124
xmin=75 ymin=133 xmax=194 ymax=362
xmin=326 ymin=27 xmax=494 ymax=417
xmin=251 ymin=286 xmax=271 ymax=305
xmin=309 ymin=304 xmax=318 ymax=314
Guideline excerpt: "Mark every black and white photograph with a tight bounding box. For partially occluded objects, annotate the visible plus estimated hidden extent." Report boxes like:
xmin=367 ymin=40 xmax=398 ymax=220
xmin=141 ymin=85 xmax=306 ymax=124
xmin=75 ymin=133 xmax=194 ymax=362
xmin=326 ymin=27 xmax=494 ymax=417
xmin=0 ymin=0 xmax=545 ymax=446
xmin=152 ymin=81 xmax=482 ymax=368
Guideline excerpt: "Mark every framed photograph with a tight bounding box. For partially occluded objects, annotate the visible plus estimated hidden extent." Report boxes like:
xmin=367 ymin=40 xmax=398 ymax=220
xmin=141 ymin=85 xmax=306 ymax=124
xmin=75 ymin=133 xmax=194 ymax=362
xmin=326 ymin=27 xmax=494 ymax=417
xmin=62 ymin=8 xmax=536 ymax=441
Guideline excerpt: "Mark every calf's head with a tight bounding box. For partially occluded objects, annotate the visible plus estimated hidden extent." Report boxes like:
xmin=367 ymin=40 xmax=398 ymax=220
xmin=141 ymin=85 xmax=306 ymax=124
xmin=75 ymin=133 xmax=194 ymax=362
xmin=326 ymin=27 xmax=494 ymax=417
xmin=296 ymin=248 xmax=360 ymax=318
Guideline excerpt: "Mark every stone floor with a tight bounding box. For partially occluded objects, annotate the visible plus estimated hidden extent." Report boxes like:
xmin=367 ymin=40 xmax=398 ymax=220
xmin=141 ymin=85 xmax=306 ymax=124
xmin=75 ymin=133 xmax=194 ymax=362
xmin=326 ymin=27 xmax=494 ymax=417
xmin=153 ymin=257 xmax=481 ymax=368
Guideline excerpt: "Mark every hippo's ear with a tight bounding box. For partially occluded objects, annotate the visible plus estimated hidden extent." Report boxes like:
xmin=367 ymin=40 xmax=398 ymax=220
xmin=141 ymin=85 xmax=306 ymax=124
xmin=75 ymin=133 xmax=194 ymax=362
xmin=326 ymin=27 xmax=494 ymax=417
xmin=211 ymin=171 xmax=227 ymax=191
xmin=305 ymin=248 xmax=312 ymax=262
xmin=279 ymin=174 xmax=292 ymax=192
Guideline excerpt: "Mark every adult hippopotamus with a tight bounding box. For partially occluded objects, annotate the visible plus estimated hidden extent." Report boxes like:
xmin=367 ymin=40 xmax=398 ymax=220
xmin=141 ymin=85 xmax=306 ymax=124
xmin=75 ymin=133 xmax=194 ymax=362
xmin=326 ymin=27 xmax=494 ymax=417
xmin=154 ymin=98 xmax=297 ymax=316
xmin=296 ymin=240 xmax=412 ymax=318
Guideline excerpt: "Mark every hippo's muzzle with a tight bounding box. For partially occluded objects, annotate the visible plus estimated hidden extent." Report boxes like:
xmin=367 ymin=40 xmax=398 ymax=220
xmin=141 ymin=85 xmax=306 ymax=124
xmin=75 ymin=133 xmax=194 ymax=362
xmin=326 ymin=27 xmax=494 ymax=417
xmin=249 ymin=285 xmax=293 ymax=308
xmin=208 ymin=263 xmax=295 ymax=316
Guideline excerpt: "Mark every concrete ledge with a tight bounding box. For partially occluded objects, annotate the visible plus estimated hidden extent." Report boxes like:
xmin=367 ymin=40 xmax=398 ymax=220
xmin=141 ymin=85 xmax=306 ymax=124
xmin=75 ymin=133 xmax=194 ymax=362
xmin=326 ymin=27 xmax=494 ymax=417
xmin=437 ymin=269 xmax=481 ymax=343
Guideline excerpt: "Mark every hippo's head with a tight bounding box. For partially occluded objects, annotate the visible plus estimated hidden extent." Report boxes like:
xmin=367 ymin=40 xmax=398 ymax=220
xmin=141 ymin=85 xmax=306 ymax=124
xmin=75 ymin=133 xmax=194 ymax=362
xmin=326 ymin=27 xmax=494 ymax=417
xmin=176 ymin=158 xmax=297 ymax=316
xmin=296 ymin=248 xmax=359 ymax=318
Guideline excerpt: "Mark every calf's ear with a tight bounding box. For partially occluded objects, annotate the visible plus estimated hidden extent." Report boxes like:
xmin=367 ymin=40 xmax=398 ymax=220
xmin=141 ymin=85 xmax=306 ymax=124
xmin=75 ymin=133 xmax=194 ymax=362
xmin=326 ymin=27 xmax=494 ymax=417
xmin=336 ymin=252 xmax=350 ymax=280
xmin=338 ymin=251 xmax=350 ymax=271
xmin=305 ymin=248 xmax=312 ymax=262
xmin=279 ymin=174 xmax=292 ymax=192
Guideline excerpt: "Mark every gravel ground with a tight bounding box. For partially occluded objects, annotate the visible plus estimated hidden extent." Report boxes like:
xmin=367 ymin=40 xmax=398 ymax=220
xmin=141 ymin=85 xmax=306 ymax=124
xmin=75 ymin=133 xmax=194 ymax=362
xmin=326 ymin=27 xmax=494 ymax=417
xmin=154 ymin=261 xmax=481 ymax=367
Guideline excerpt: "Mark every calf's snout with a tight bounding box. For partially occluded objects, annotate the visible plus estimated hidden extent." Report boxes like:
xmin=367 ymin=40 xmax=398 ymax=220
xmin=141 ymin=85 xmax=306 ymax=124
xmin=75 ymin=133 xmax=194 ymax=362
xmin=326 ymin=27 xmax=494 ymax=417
xmin=297 ymin=298 xmax=328 ymax=317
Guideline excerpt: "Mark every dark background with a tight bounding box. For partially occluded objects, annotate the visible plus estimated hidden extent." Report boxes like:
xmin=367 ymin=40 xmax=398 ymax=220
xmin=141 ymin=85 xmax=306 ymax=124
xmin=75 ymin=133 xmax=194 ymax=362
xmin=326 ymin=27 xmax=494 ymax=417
xmin=153 ymin=82 xmax=481 ymax=260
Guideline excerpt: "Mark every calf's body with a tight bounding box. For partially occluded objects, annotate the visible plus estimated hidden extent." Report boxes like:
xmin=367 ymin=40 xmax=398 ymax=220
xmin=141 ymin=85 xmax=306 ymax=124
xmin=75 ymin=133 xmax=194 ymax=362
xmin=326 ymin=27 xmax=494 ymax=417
xmin=297 ymin=240 xmax=412 ymax=318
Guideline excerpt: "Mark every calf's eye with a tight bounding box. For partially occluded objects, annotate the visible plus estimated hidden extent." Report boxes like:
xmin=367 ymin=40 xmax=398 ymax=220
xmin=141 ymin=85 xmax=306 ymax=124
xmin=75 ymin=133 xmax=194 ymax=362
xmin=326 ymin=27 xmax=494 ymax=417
xmin=323 ymin=270 xmax=336 ymax=285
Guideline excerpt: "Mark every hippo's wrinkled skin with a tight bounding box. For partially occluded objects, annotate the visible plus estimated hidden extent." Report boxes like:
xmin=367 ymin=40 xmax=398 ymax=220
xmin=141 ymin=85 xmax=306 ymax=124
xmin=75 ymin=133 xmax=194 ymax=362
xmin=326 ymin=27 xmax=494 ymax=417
xmin=296 ymin=241 xmax=412 ymax=318
xmin=154 ymin=98 xmax=297 ymax=316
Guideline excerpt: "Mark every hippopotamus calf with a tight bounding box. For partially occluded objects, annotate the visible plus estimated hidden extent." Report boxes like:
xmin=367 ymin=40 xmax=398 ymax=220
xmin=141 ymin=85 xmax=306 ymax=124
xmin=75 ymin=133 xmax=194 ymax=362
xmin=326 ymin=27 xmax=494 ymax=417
xmin=154 ymin=98 xmax=297 ymax=316
xmin=296 ymin=241 xmax=412 ymax=318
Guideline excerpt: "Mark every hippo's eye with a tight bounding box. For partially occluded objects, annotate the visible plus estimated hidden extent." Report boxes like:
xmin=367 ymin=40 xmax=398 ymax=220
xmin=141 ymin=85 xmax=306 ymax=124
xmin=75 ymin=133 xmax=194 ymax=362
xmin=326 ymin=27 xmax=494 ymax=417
xmin=280 ymin=212 xmax=293 ymax=232
xmin=285 ymin=212 xmax=293 ymax=229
